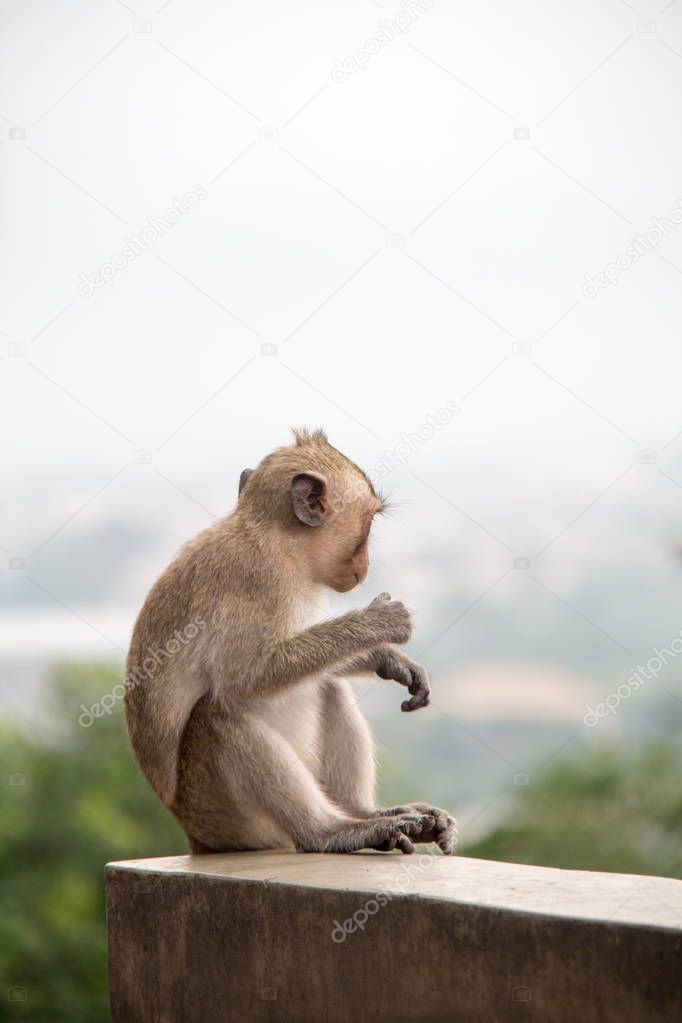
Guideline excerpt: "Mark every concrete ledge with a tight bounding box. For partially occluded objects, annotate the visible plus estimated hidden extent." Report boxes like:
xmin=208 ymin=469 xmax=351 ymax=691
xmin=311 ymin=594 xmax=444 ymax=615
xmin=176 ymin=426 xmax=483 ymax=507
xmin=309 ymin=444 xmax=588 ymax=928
xmin=106 ymin=852 xmax=682 ymax=1022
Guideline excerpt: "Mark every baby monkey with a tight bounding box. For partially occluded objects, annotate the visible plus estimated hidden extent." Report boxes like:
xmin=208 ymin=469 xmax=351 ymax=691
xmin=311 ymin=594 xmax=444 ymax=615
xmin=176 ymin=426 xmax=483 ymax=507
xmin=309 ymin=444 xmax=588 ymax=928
xmin=125 ymin=429 xmax=457 ymax=855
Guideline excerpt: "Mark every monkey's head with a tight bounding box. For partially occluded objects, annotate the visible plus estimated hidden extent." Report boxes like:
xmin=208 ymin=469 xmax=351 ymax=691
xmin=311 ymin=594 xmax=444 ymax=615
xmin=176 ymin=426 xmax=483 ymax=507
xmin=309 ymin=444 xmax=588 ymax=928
xmin=237 ymin=428 xmax=385 ymax=593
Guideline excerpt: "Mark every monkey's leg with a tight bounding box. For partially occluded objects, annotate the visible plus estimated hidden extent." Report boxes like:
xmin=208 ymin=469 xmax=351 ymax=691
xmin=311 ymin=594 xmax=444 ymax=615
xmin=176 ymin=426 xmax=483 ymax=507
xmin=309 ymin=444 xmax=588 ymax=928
xmin=316 ymin=679 xmax=458 ymax=853
xmin=174 ymin=697 xmax=434 ymax=855
xmin=317 ymin=678 xmax=376 ymax=816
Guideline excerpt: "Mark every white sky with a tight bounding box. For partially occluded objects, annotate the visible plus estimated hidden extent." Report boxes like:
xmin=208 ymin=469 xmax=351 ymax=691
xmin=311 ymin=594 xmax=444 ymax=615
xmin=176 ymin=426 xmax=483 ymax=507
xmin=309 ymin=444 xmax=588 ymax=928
xmin=2 ymin=0 xmax=682 ymax=678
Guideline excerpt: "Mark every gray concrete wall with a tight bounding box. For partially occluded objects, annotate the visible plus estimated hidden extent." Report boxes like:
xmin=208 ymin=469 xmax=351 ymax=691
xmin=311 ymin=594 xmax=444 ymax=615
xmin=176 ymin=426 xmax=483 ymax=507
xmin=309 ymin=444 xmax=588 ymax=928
xmin=106 ymin=851 xmax=682 ymax=1022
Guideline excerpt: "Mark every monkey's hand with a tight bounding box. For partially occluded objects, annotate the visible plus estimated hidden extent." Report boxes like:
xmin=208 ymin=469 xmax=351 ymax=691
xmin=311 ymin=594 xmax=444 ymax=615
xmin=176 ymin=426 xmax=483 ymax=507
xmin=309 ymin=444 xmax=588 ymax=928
xmin=379 ymin=803 xmax=458 ymax=854
xmin=363 ymin=592 xmax=412 ymax=646
xmin=375 ymin=645 xmax=430 ymax=712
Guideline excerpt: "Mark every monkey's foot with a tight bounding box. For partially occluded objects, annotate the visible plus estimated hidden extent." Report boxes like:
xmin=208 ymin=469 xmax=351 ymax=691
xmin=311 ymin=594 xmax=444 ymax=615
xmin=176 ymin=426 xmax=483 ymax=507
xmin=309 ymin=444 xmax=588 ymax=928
xmin=370 ymin=813 xmax=439 ymax=855
xmin=323 ymin=813 xmax=436 ymax=855
xmin=378 ymin=803 xmax=458 ymax=854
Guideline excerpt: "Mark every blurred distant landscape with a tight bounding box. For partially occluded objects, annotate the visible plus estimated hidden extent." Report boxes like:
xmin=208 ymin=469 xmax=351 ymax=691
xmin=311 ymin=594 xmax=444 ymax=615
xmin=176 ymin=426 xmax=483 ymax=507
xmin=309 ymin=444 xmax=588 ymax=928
xmin=3 ymin=444 xmax=682 ymax=822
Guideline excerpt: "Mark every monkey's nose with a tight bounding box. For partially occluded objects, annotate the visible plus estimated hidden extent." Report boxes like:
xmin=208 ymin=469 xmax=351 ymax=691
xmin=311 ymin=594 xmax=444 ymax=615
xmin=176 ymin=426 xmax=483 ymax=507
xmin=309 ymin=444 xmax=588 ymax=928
xmin=353 ymin=572 xmax=360 ymax=583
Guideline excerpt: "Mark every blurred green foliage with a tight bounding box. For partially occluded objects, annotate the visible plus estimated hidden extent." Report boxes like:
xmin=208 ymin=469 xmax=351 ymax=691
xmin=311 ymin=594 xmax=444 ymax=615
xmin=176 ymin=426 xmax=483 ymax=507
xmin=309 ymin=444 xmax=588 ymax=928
xmin=461 ymin=743 xmax=682 ymax=877
xmin=1 ymin=663 xmax=681 ymax=1021
xmin=0 ymin=663 xmax=183 ymax=1023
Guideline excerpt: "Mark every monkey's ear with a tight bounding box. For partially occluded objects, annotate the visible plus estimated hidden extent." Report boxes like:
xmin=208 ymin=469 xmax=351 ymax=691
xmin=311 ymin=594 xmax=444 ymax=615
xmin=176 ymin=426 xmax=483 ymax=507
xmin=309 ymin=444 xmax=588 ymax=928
xmin=238 ymin=469 xmax=252 ymax=495
xmin=291 ymin=472 xmax=328 ymax=527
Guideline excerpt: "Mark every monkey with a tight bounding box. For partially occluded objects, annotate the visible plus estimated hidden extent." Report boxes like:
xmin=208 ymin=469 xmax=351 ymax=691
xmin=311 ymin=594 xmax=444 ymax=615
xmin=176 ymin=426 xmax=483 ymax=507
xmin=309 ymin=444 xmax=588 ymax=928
xmin=124 ymin=428 xmax=457 ymax=856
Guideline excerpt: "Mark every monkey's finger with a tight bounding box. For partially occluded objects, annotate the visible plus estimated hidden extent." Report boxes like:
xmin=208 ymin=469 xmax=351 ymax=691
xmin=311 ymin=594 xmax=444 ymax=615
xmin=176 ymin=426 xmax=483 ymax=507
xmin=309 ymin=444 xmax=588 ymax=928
xmin=416 ymin=806 xmax=458 ymax=853
xmin=437 ymin=821 xmax=459 ymax=855
xmin=437 ymin=814 xmax=458 ymax=855
xmin=379 ymin=659 xmax=412 ymax=687
xmin=396 ymin=813 xmax=435 ymax=838
xmin=410 ymin=675 xmax=431 ymax=708
xmin=408 ymin=668 xmax=431 ymax=697
xmin=415 ymin=812 xmax=440 ymax=844
xmin=405 ymin=684 xmax=430 ymax=705
xmin=376 ymin=836 xmax=398 ymax=852
xmin=414 ymin=687 xmax=431 ymax=710
xmin=409 ymin=805 xmax=457 ymax=853
xmin=431 ymin=808 xmax=450 ymax=833
xmin=396 ymin=833 xmax=414 ymax=854
xmin=401 ymin=687 xmax=430 ymax=712
xmin=407 ymin=669 xmax=425 ymax=693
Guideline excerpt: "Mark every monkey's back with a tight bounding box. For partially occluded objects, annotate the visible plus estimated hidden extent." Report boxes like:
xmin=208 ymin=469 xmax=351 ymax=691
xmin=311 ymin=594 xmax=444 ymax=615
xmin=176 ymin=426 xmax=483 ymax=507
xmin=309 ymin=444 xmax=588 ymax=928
xmin=123 ymin=518 xmax=235 ymax=804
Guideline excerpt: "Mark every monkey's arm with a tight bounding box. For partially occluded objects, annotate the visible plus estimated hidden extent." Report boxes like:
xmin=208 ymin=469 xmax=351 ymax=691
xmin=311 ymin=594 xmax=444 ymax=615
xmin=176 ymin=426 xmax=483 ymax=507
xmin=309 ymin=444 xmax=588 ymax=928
xmin=246 ymin=595 xmax=412 ymax=699
xmin=330 ymin=645 xmax=431 ymax=712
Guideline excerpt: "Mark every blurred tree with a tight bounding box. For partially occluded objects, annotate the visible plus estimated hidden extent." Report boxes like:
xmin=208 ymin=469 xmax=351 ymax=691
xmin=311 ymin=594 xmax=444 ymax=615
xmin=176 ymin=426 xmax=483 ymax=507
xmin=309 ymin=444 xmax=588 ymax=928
xmin=0 ymin=663 xmax=183 ymax=1023
xmin=461 ymin=743 xmax=682 ymax=878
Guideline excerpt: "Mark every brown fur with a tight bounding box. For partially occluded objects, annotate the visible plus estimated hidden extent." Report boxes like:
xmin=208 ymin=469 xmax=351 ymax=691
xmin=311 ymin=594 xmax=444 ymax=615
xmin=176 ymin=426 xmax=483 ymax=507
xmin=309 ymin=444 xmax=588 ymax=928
xmin=124 ymin=429 xmax=457 ymax=855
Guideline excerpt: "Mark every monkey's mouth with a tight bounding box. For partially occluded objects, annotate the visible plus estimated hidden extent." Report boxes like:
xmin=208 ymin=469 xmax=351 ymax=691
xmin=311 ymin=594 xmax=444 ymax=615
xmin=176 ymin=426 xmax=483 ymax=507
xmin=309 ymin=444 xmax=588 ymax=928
xmin=331 ymin=575 xmax=361 ymax=594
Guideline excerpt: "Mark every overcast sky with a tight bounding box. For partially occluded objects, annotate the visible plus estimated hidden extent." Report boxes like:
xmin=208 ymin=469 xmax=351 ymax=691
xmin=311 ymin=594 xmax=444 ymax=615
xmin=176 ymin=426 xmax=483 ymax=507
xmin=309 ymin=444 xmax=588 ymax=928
xmin=2 ymin=0 xmax=682 ymax=678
